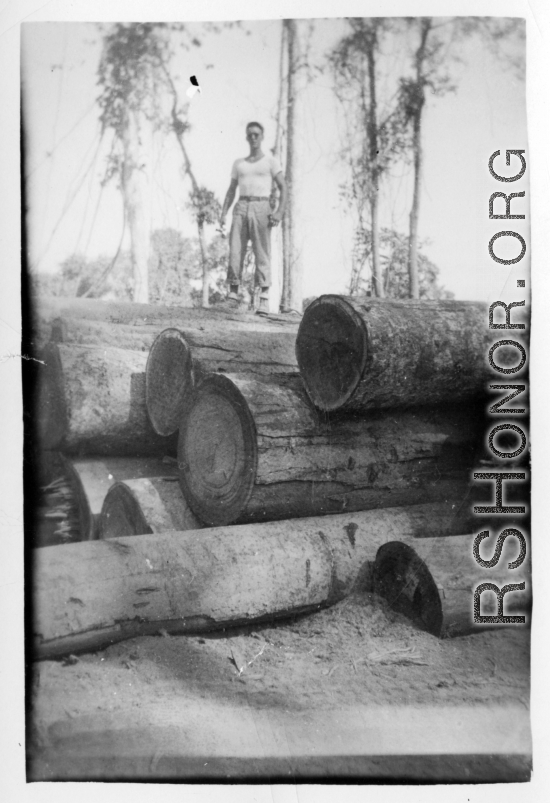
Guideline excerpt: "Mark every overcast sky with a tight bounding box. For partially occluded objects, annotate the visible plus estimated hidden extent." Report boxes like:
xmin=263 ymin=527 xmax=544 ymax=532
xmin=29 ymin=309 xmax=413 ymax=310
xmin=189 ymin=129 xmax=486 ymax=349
xmin=21 ymin=17 xmax=527 ymax=302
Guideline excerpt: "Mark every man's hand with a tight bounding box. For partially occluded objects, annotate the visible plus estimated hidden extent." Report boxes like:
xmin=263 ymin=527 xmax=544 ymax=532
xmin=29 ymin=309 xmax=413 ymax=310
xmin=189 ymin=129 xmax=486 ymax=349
xmin=268 ymin=212 xmax=282 ymax=227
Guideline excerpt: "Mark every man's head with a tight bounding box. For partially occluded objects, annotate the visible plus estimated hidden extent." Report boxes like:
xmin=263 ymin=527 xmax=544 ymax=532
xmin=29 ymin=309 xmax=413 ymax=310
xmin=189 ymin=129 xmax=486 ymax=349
xmin=246 ymin=122 xmax=264 ymax=145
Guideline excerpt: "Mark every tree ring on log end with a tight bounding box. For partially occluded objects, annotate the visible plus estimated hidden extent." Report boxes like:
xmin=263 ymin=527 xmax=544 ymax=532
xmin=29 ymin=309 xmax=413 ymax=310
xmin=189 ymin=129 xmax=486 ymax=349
xmin=373 ymin=542 xmax=443 ymax=637
xmin=296 ymin=295 xmax=368 ymax=411
xmin=101 ymin=482 xmax=153 ymax=539
xmin=37 ymin=344 xmax=68 ymax=450
xmin=146 ymin=329 xmax=194 ymax=436
xmin=178 ymin=374 xmax=258 ymax=526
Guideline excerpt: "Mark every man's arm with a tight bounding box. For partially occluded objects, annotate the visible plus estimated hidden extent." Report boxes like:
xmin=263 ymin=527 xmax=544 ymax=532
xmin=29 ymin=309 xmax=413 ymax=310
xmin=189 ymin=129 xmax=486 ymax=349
xmin=220 ymin=178 xmax=238 ymax=227
xmin=269 ymin=172 xmax=287 ymax=226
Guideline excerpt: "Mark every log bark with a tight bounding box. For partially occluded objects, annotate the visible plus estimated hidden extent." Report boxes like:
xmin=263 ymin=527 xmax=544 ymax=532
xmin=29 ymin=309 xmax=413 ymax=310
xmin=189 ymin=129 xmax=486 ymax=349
xmin=59 ymin=456 xmax=179 ymax=541
xmin=373 ymin=533 xmax=530 ymax=638
xmin=101 ymin=477 xmax=202 ymax=538
xmin=32 ymin=501 xmax=473 ymax=658
xmin=146 ymin=327 xmax=299 ymax=436
xmin=295 ymin=295 xmax=528 ymax=413
xmin=36 ymin=343 xmax=177 ymax=456
xmin=178 ymin=373 xmax=481 ymax=526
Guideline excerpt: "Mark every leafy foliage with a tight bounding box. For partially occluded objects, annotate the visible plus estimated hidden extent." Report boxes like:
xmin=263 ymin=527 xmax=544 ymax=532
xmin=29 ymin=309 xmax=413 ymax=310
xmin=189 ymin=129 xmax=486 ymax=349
xmin=149 ymin=228 xmax=196 ymax=305
xmin=352 ymin=228 xmax=454 ymax=300
xmin=96 ymin=23 xmax=205 ymax=196
xmin=31 ymin=228 xmax=237 ymax=306
xmin=186 ymin=187 xmax=222 ymax=228
xmin=96 ymin=23 xmax=195 ymax=136
xmin=330 ymin=18 xmax=412 ymax=196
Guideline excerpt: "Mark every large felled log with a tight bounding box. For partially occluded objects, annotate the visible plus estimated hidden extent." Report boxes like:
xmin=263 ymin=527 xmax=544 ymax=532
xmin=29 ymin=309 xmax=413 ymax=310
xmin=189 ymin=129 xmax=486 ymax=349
xmin=373 ymin=533 xmax=530 ymax=638
xmin=101 ymin=477 xmax=202 ymax=538
xmin=31 ymin=297 xmax=299 ymax=352
xmin=50 ymin=318 xmax=164 ymax=352
xmin=178 ymin=373 xmax=481 ymax=527
xmin=33 ymin=501 xmax=473 ymax=658
xmin=36 ymin=343 xmax=177 ymax=456
xmin=59 ymin=456 xmax=179 ymax=540
xmin=48 ymin=312 xmax=299 ymax=352
xmin=146 ymin=327 xmax=299 ymax=436
xmin=296 ymin=295 xmax=528 ymax=413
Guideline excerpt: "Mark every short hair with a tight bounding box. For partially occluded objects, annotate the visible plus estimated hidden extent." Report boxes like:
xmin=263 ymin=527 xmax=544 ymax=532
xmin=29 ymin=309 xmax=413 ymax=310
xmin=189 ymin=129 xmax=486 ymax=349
xmin=246 ymin=121 xmax=264 ymax=134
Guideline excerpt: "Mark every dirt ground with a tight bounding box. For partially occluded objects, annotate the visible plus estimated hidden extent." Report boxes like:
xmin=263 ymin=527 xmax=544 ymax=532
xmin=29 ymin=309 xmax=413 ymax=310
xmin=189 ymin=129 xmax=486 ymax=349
xmin=28 ymin=587 xmax=531 ymax=782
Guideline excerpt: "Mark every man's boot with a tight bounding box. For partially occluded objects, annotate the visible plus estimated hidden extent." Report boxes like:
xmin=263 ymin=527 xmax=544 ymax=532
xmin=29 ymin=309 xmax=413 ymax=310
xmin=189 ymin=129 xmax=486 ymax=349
xmin=255 ymin=288 xmax=269 ymax=316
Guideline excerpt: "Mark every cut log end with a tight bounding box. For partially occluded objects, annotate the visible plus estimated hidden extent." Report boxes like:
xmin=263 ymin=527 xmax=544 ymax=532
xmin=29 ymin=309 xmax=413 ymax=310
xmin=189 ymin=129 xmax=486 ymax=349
xmin=296 ymin=295 xmax=368 ymax=411
xmin=146 ymin=328 xmax=194 ymax=436
xmin=100 ymin=482 xmax=154 ymax=539
xmin=373 ymin=536 xmax=530 ymax=638
xmin=373 ymin=542 xmax=444 ymax=637
xmin=178 ymin=374 xmax=258 ymax=526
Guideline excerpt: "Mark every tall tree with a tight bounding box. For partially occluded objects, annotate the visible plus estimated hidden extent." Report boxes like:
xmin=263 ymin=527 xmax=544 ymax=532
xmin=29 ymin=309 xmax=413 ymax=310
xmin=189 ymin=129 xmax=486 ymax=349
xmin=267 ymin=21 xmax=287 ymax=312
xmin=399 ymin=18 xmax=443 ymax=299
xmin=96 ymin=23 xmax=209 ymax=303
xmin=281 ymin=19 xmax=308 ymax=313
xmin=331 ymin=19 xmax=410 ymax=298
xmin=97 ymin=24 xmax=164 ymax=302
xmin=401 ymin=17 xmax=525 ymax=298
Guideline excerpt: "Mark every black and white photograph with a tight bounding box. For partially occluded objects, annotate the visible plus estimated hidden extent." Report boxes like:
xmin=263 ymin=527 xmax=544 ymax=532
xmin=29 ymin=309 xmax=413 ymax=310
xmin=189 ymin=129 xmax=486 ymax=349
xmin=2 ymin=0 xmax=549 ymax=794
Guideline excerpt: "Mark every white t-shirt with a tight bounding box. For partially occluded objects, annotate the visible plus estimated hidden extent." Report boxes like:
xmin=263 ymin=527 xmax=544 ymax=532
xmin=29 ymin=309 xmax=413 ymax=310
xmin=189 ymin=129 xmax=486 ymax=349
xmin=231 ymin=155 xmax=282 ymax=197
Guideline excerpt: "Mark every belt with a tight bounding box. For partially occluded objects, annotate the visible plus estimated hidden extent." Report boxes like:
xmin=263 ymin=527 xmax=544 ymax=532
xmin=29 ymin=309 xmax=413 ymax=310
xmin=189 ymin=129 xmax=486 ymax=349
xmin=239 ymin=195 xmax=270 ymax=202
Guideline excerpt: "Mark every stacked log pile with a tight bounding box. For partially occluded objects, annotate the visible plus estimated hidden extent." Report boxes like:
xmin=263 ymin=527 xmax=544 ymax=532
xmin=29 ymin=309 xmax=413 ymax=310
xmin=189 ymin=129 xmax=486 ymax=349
xmin=145 ymin=325 xmax=298 ymax=436
xmin=36 ymin=343 xmax=177 ymax=456
xmin=29 ymin=298 xmax=299 ymax=543
xmin=29 ymin=294 xmax=520 ymax=651
xmin=59 ymin=456 xmax=184 ymax=541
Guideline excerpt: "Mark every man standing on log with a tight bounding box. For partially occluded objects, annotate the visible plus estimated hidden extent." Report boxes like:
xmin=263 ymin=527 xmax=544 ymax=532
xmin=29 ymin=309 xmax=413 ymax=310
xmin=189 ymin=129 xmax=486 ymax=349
xmin=219 ymin=122 xmax=287 ymax=315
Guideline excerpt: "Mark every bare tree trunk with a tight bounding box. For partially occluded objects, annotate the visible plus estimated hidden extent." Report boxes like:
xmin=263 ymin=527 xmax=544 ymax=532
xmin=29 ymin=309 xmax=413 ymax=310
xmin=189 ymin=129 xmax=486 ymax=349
xmin=365 ymin=30 xmax=384 ymax=298
xmin=198 ymin=221 xmax=209 ymax=308
xmin=408 ymin=108 xmax=423 ymax=300
xmin=273 ymin=22 xmax=286 ymax=164
xmin=121 ymin=109 xmax=150 ymax=303
xmin=281 ymin=19 xmax=305 ymax=314
xmin=271 ymin=21 xmax=287 ymax=312
xmin=281 ymin=19 xmax=294 ymax=313
xmin=408 ymin=18 xmax=432 ymax=300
